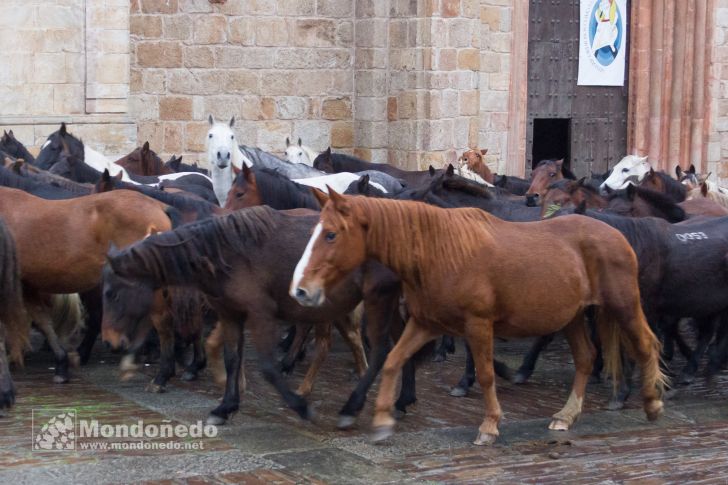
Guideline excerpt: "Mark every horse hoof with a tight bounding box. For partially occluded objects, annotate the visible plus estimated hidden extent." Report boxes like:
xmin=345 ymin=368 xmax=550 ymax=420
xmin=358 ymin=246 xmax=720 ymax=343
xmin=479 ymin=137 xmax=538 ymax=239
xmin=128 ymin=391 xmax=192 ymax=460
xmin=512 ymin=372 xmax=529 ymax=385
xmin=337 ymin=414 xmax=357 ymax=430
xmin=645 ymin=400 xmax=664 ymax=422
xmin=548 ymin=419 xmax=571 ymax=431
xmin=370 ymin=426 xmax=393 ymax=443
xmin=181 ymin=371 xmax=197 ymax=382
xmin=473 ymin=432 xmax=497 ymax=446
xmin=301 ymin=405 xmax=316 ymax=421
xmin=53 ymin=375 xmax=69 ymax=384
xmin=393 ymin=409 xmax=406 ymax=420
xmin=606 ymin=399 xmax=625 ymax=411
xmin=206 ymin=414 xmax=227 ymax=426
xmin=449 ymin=386 xmax=468 ymax=398
xmin=145 ymin=382 xmax=165 ymax=393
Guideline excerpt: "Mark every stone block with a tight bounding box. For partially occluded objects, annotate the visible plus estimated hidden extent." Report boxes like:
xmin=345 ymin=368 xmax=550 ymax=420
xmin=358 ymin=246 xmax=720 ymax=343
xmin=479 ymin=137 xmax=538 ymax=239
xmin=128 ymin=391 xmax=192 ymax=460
xmin=52 ymin=84 xmax=84 ymax=114
xmin=33 ymin=53 xmax=66 ymax=83
xmin=258 ymin=120 xmax=292 ymax=152
xmin=292 ymin=120 xmax=330 ymax=151
xmin=331 ymin=121 xmax=353 ymax=147
xmin=137 ymin=41 xmax=182 ymax=67
xmin=184 ymin=46 xmax=215 ymax=68
xmin=142 ymin=69 xmax=166 ymax=93
xmin=138 ymin=122 xmax=165 ymax=151
xmin=163 ymin=15 xmax=192 ymax=41
xmin=184 ymin=121 xmax=210 ymax=151
xmin=193 ymin=14 xmax=227 ymax=44
xmin=441 ymin=0 xmax=460 ymax=18
xmin=225 ymin=70 xmax=260 ymax=93
xmin=388 ymin=96 xmax=398 ymax=121
xmin=458 ymin=90 xmax=479 ymax=116
xmin=276 ymin=97 xmax=307 ymax=119
xmin=458 ymin=48 xmax=480 ymax=70
xmin=323 ymin=97 xmax=353 ymax=120
xmin=228 ymin=17 xmax=255 ymax=45
xmin=255 ymin=18 xmax=289 ymax=46
xmin=356 ymin=19 xmax=388 ymax=48
xmin=131 ymin=15 xmax=162 ymax=38
xmin=203 ymin=95 xmax=243 ymax=121
xmin=438 ymin=48 xmax=457 ymax=70
xmin=277 ymin=0 xmax=315 ymax=15
xmin=293 ymin=19 xmax=337 ymax=47
xmin=160 ymin=96 xmax=193 ymax=120
xmin=317 ymin=0 xmax=353 ymax=17
xmin=164 ymin=122 xmax=184 ymax=153
xmin=141 ymin=0 xmax=178 ymax=14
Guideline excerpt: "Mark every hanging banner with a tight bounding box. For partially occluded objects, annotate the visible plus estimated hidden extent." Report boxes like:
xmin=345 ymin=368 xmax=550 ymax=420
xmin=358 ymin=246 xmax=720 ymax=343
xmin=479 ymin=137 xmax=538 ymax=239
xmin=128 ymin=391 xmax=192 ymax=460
xmin=577 ymin=0 xmax=627 ymax=86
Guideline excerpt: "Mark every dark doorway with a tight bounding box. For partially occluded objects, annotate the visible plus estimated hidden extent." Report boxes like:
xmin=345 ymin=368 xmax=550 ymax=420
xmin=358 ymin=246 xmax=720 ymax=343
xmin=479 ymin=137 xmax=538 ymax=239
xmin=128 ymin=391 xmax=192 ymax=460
xmin=532 ymin=118 xmax=570 ymax=170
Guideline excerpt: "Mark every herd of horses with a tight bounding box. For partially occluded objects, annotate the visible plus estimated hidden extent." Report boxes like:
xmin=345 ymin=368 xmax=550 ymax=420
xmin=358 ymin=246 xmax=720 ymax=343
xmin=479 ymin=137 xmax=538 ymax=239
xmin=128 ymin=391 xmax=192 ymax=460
xmin=1 ymin=119 xmax=727 ymax=446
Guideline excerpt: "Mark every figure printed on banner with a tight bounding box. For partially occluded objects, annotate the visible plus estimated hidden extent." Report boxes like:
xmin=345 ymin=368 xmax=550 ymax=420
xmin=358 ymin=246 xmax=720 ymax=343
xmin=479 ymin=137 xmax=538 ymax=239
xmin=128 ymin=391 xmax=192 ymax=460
xmin=589 ymin=0 xmax=623 ymax=66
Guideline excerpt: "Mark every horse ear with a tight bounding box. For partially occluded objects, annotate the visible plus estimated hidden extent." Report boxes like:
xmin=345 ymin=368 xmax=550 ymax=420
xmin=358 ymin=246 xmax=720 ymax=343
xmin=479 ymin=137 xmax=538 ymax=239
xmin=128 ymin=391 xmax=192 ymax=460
xmin=8 ymin=130 xmax=13 ymax=137
xmin=675 ymin=166 xmax=683 ymax=178
xmin=626 ymin=183 xmax=637 ymax=200
xmin=142 ymin=141 xmax=150 ymax=154
xmin=446 ymin=164 xmax=454 ymax=176
xmin=701 ymin=181 xmax=709 ymax=197
xmin=555 ymin=158 xmax=564 ymax=168
xmin=208 ymin=114 xmax=214 ymax=126
xmin=357 ymin=174 xmax=370 ymax=192
xmin=144 ymin=227 xmax=159 ymax=239
xmin=229 ymin=116 xmax=235 ymax=128
xmin=286 ymin=137 xmax=290 ymax=147
xmin=242 ymin=163 xmax=254 ymax=181
xmin=169 ymin=156 xmax=181 ymax=172
xmin=480 ymin=148 xmax=487 ymax=155
xmin=689 ymin=164 xmax=696 ymax=174
xmin=60 ymin=122 xmax=67 ymax=136
xmin=102 ymin=169 xmax=111 ymax=183
xmin=648 ymin=167 xmax=654 ymax=175
xmin=114 ymin=171 xmax=123 ymax=182
xmin=429 ymin=165 xmax=435 ymax=176
xmin=297 ymin=137 xmax=302 ymax=147
xmin=311 ymin=187 xmax=329 ymax=208
xmin=328 ymin=186 xmax=351 ymax=215
xmin=325 ymin=147 xmax=331 ymax=156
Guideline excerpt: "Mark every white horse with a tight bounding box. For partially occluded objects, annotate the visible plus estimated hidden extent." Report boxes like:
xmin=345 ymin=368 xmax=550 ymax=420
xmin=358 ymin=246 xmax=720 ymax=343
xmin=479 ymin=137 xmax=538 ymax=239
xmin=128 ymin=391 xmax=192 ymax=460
xmin=293 ymin=173 xmax=387 ymax=194
xmin=600 ymin=155 xmax=650 ymax=192
xmin=206 ymin=115 xmax=252 ymax=205
xmin=285 ymin=137 xmax=319 ymax=167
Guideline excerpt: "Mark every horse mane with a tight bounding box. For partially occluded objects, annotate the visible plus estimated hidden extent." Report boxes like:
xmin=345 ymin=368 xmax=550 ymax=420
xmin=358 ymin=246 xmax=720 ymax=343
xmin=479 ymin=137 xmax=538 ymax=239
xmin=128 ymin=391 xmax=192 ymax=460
xmin=440 ymin=174 xmax=495 ymax=199
xmin=122 ymin=206 xmax=280 ymax=286
xmin=0 ymin=165 xmax=76 ymax=198
xmin=19 ymin=165 xmax=93 ymax=195
xmin=647 ymin=171 xmax=687 ymax=202
xmin=111 ymin=179 xmax=219 ymax=219
xmin=247 ymin=167 xmax=320 ymax=210
xmin=609 ymin=185 xmax=686 ymax=221
xmin=340 ymin=196 xmax=494 ymax=286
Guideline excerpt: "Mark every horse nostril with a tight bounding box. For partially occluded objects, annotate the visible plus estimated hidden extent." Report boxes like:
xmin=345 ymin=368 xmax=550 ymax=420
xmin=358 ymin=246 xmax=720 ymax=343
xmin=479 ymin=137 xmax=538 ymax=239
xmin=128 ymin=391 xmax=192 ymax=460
xmin=226 ymin=152 xmax=230 ymax=160
xmin=295 ymin=288 xmax=308 ymax=299
xmin=217 ymin=151 xmax=221 ymax=159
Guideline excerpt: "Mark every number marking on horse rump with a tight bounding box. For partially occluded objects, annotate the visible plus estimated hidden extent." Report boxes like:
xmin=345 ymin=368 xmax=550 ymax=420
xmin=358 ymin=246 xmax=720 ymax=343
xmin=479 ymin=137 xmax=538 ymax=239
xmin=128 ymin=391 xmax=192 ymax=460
xmin=675 ymin=232 xmax=708 ymax=242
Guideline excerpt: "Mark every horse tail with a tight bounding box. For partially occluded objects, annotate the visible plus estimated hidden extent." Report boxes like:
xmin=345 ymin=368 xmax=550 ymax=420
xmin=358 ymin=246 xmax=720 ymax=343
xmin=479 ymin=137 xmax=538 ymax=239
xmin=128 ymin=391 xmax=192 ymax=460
xmin=164 ymin=206 xmax=184 ymax=229
xmin=49 ymin=294 xmax=85 ymax=366
xmin=0 ymin=218 xmax=28 ymax=365
xmin=597 ymin=306 xmax=667 ymax=398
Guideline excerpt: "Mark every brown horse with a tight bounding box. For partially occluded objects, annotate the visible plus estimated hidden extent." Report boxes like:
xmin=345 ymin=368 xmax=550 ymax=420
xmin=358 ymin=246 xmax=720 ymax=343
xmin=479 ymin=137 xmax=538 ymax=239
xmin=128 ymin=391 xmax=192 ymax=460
xmin=114 ymin=142 xmax=173 ymax=177
xmin=0 ymin=217 xmax=29 ymax=414
xmin=460 ymin=149 xmax=494 ymax=184
xmin=525 ymin=159 xmax=566 ymax=206
xmin=540 ymin=178 xmax=609 ymax=218
xmin=639 ymin=168 xmax=687 ymax=202
xmin=0 ymin=187 xmax=175 ymax=382
xmin=291 ymin=191 xmax=665 ymax=445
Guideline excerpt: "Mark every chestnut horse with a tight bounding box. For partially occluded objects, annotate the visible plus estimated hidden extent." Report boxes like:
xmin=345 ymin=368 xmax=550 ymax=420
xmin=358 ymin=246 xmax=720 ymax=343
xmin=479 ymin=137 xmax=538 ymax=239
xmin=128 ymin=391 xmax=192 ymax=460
xmin=114 ymin=142 xmax=174 ymax=177
xmin=525 ymin=159 xmax=573 ymax=206
xmin=0 ymin=217 xmax=29 ymax=414
xmin=291 ymin=192 xmax=665 ymax=445
xmin=459 ymin=149 xmax=494 ymax=184
xmin=0 ymin=187 xmax=176 ymax=382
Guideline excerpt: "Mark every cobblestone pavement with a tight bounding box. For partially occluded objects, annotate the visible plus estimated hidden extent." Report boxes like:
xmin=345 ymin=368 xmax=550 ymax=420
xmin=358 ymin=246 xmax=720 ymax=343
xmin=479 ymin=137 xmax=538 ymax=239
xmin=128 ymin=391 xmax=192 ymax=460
xmin=2 ymin=334 xmax=728 ymax=484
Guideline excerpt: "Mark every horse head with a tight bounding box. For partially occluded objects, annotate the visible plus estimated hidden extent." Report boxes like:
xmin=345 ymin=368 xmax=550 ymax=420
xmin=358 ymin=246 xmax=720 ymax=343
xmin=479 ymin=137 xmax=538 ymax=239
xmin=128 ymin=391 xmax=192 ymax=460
xmin=206 ymin=115 xmax=238 ymax=170
xmin=285 ymin=137 xmax=309 ymax=165
xmin=600 ymin=155 xmax=650 ymax=192
xmin=313 ymin=147 xmax=335 ymax=173
xmin=526 ymin=159 xmax=565 ymax=206
xmin=224 ymin=164 xmax=261 ymax=210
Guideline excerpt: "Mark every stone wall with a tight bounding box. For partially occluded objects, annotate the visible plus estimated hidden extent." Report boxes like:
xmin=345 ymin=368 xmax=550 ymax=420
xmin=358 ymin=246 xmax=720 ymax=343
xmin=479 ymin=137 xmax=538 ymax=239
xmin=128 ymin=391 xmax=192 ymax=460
xmin=129 ymin=0 xmax=355 ymax=160
xmin=711 ymin=0 xmax=728 ymax=183
xmin=0 ymin=0 xmax=135 ymax=157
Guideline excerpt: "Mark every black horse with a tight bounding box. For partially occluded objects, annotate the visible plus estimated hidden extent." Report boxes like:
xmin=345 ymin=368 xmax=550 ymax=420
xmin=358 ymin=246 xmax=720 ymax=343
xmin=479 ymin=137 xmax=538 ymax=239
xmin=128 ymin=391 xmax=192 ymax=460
xmin=0 ymin=130 xmax=36 ymax=165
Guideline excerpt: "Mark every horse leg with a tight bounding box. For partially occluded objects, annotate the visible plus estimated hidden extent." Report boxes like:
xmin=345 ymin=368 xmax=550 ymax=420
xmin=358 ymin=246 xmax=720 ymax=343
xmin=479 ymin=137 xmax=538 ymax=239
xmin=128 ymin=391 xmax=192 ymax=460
xmin=181 ymin=333 xmax=207 ymax=381
xmin=280 ymin=323 xmax=311 ymax=374
xmin=462 ymin=317 xmax=501 ymax=445
xmin=296 ymin=322 xmax=332 ymax=397
xmin=394 ymin=357 xmax=417 ymax=417
xmin=0 ymin=336 xmax=15 ymax=414
xmin=333 ymin=315 xmax=368 ymax=376
xmin=77 ymin=287 xmax=102 ymax=365
xmin=207 ymin=321 xmax=244 ymax=425
xmin=606 ymin=350 xmax=634 ymax=410
xmin=450 ymin=343 xmax=476 ymax=397
xmin=32 ymin=311 xmax=70 ymax=384
xmin=338 ymin=279 xmax=400 ymax=429
xmin=248 ymin=312 xmax=311 ymax=419
xmin=432 ymin=335 xmax=455 ymax=362
xmin=513 ymin=334 xmax=556 ymax=384
xmin=371 ymin=318 xmax=437 ymax=442
xmin=278 ymin=325 xmax=297 ymax=352
xmin=550 ymin=313 xmax=595 ymax=430
xmin=707 ymin=315 xmax=728 ymax=377
xmin=147 ymin=314 xmax=175 ymax=393
xmin=680 ymin=316 xmax=717 ymax=384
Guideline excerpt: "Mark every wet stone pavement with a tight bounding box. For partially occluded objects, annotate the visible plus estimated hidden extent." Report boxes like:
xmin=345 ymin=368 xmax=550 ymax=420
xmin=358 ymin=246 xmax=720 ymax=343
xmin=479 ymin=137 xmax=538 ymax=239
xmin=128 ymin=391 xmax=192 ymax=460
xmin=2 ymin=333 xmax=728 ymax=484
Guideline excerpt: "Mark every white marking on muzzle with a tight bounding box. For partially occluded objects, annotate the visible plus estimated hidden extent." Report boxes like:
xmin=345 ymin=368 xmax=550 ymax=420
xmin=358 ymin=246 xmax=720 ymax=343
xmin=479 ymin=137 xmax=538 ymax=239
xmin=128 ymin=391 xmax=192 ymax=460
xmin=290 ymin=222 xmax=322 ymax=297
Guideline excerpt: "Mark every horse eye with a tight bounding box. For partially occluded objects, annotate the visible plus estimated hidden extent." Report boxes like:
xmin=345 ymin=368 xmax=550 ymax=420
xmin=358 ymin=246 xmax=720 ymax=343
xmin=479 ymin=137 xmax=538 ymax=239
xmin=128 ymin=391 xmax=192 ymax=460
xmin=622 ymin=168 xmax=629 ymax=173
xmin=325 ymin=231 xmax=336 ymax=242
xmin=235 ymin=191 xmax=245 ymax=198
xmin=230 ymin=135 xmax=234 ymax=140
xmin=208 ymin=134 xmax=213 ymax=138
